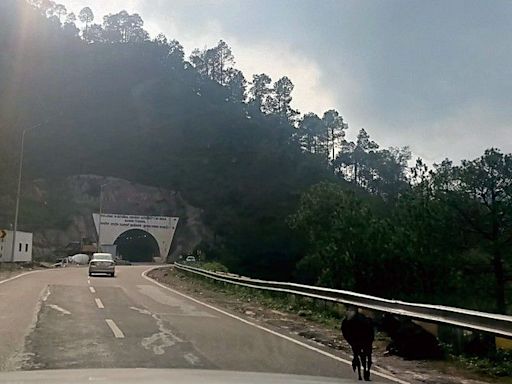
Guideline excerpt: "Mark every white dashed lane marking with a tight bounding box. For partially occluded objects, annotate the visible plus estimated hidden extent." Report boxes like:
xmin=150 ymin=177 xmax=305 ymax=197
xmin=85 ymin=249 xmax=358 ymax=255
xmin=105 ymin=319 xmax=125 ymax=338
xmin=89 ymin=286 xmax=96 ymax=293
xmin=95 ymin=298 xmax=104 ymax=309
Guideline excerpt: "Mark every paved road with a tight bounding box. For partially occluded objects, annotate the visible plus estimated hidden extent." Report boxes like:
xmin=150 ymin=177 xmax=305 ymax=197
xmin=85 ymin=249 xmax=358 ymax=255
xmin=0 ymin=266 xmax=395 ymax=381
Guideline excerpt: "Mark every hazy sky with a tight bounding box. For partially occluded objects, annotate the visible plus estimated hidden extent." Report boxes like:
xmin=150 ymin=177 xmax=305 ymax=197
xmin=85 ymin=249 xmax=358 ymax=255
xmin=61 ymin=0 xmax=512 ymax=163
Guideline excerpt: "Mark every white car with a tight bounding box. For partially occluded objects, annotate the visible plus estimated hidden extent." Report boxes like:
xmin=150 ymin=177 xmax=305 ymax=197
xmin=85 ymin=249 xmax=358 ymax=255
xmin=89 ymin=253 xmax=115 ymax=277
xmin=185 ymin=256 xmax=196 ymax=263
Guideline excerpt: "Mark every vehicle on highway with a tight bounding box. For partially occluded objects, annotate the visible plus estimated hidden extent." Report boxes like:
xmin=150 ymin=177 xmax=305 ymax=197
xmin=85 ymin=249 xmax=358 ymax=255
xmin=70 ymin=253 xmax=90 ymax=265
xmin=89 ymin=253 xmax=115 ymax=277
xmin=185 ymin=256 xmax=196 ymax=263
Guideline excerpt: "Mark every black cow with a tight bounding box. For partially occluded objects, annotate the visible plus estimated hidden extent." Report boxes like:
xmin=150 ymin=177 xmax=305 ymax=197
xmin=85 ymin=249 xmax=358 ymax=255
xmin=341 ymin=306 xmax=375 ymax=381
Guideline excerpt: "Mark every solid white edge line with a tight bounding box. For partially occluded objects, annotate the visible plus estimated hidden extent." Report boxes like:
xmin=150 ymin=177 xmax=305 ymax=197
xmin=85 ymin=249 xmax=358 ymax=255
xmin=0 ymin=270 xmax=43 ymax=285
xmin=141 ymin=266 xmax=409 ymax=384
xmin=105 ymin=319 xmax=125 ymax=338
xmin=95 ymin=298 xmax=104 ymax=309
xmin=89 ymin=286 xmax=96 ymax=293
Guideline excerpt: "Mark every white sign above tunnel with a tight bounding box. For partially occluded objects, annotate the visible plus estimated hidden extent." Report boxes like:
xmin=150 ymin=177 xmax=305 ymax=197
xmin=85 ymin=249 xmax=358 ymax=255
xmin=92 ymin=213 xmax=179 ymax=259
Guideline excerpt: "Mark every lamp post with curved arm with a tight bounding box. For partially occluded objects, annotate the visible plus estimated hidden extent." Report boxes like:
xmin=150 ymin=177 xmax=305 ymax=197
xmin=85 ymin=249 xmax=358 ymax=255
xmin=97 ymin=181 xmax=114 ymax=252
xmin=10 ymin=123 xmax=42 ymax=262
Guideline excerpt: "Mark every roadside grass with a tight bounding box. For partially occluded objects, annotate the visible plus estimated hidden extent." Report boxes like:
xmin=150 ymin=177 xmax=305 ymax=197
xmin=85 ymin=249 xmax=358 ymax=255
xmin=0 ymin=261 xmax=45 ymax=281
xmin=449 ymin=350 xmax=512 ymax=378
xmin=174 ymin=265 xmax=344 ymax=328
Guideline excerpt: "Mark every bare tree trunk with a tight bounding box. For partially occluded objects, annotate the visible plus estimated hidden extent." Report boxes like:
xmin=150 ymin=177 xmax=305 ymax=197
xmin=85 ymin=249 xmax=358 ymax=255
xmin=331 ymin=127 xmax=335 ymax=160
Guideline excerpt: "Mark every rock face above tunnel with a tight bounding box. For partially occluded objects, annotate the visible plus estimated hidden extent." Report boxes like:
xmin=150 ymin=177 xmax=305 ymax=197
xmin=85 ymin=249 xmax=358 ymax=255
xmin=31 ymin=175 xmax=212 ymax=261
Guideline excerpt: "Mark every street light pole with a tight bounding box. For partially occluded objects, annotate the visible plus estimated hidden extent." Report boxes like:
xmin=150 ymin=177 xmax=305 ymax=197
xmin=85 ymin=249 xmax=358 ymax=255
xmin=11 ymin=124 xmax=41 ymax=262
xmin=97 ymin=182 xmax=112 ymax=252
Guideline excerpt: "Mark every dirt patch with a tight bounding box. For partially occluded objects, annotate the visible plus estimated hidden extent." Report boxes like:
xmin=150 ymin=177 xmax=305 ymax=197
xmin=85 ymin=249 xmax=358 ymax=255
xmin=148 ymin=267 xmax=509 ymax=384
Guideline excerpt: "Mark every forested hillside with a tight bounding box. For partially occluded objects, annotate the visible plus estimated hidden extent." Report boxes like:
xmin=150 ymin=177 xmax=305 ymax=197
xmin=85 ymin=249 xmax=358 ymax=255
xmin=0 ymin=0 xmax=510 ymax=314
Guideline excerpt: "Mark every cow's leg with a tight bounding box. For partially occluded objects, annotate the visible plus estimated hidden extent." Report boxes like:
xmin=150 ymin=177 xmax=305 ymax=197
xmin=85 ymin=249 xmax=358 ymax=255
xmin=355 ymin=352 xmax=362 ymax=380
xmin=360 ymin=351 xmax=367 ymax=381
xmin=364 ymin=347 xmax=372 ymax=381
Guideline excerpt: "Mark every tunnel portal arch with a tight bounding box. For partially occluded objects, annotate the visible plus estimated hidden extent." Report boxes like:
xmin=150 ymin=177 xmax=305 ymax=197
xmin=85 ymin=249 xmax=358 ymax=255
xmin=93 ymin=213 xmax=178 ymax=260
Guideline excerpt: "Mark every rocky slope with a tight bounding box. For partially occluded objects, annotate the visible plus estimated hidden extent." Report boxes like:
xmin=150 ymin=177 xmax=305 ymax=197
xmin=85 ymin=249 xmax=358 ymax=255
xmin=23 ymin=175 xmax=211 ymax=261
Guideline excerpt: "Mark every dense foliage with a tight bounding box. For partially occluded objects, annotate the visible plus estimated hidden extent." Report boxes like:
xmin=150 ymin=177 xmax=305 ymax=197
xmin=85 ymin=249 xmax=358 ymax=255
xmin=0 ymin=0 xmax=509 ymax=313
xmin=291 ymin=152 xmax=512 ymax=313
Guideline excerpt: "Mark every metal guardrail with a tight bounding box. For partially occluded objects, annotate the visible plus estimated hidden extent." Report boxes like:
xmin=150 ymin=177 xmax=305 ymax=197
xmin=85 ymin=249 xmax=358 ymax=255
xmin=174 ymin=262 xmax=512 ymax=338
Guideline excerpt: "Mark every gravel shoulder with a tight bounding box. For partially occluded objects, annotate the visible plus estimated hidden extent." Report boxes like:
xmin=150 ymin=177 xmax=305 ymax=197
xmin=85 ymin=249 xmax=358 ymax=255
xmin=148 ymin=266 xmax=510 ymax=384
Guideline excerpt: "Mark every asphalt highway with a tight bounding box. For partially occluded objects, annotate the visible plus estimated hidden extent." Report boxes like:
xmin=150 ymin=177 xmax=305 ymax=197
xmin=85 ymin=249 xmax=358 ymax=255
xmin=0 ymin=266 xmax=397 ymax=382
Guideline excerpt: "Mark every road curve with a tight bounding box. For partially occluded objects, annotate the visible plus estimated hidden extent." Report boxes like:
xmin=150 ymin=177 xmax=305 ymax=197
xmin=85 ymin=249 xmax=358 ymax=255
xmin=0 ymin=266 xmax=395 ymax=382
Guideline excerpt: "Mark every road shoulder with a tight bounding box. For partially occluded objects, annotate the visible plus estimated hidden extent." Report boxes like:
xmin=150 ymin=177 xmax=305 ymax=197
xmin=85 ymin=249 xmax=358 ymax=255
xmin=146 ymin=266 xmax=499 ymax=384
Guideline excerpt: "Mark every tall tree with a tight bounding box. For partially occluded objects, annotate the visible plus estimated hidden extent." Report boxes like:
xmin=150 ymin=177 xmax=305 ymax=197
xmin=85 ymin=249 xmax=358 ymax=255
xmin=248 ymin=73 xmax=272 ymax=112
xmin=433 ymin=148 xmax=512 ymax=313
xmin=78 ymin=6 xmax=94 ymax=33
xmin=225 ymin=68 xmax=247 ymax=103
xmin=267 ymin=76 xmax=298 ymax=123
xmin=214 ymin=40 xmax=234 ymax=85
xmin=153 ymin=33 xmax=168 ymax=46
xmin=335 ymin=128 xmax=379 ymax=186
xmin=83 ymin=23 xmax=104 ymax=43
xmin=165 ymin=39 xmax=185 ymax=69
xmin=367 ymin=146 xmax=411 ymax=197
xmin=322 ymin=109 xmax=347 ymax=160
xmin=65 ymin=12 xmax=76 ymax=24
xmin=63 ymin=12 xmax=79 ymax=37
xmin=299 ymin=113 xmax=326 ymax=155
xmin=190 ymin=40 xmax=235 ymax=85
xmin=289 ymin=183 xmax=382 ymax=291
xmin=102 ymin=11 xmax=149 ymax=43
xmin=54 ymin=3 xmax=66 ymax=23
xmin=39 ymin=0 xmax=57 ymax=17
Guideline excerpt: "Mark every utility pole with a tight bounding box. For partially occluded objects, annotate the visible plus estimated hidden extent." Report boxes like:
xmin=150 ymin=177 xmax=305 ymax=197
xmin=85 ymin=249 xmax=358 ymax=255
xmin=11 ymin=124 xmax=41 ymax=262
xmin=97 ymin=182 xmax=112 ymax=252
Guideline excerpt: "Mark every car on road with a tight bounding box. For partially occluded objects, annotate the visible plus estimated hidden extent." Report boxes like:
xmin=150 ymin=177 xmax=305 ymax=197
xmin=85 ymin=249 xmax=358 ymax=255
xmin=89 ymin=253 xmax=115 ymax=277
xmin=185 ymin=256 xmax=196 ymax=263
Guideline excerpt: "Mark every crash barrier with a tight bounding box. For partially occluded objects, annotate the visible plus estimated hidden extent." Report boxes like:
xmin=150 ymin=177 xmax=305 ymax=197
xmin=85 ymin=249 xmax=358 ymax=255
xmin=174 ymin=262 xmax=512 ymax=339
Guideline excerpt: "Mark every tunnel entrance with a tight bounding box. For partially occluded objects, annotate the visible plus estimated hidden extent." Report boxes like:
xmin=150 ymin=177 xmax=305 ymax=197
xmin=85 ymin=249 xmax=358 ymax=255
xmin=114 ymin=229 xmax=160 ymax=262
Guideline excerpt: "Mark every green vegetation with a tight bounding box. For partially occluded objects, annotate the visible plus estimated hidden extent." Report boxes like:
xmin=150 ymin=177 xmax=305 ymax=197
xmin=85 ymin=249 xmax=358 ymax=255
xmin=451 ymin=350 xmax=512 ymax=378
xmin=0 ymin=0 xmax=509 ymax=316
xmin=290 ymin=151 xmax=512 ymax=314
xmin=199 ymin=261 xmax=230 ymax=273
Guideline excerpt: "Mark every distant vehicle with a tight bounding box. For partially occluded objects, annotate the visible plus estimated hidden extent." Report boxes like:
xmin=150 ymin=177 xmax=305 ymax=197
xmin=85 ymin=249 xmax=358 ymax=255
xmin=185 ymin=256 xmax=196 ymax=263
xmin=70 ymin=253 xmax=89 ymax=265
xmin=89 ymin=253 xmax=115 ymax=277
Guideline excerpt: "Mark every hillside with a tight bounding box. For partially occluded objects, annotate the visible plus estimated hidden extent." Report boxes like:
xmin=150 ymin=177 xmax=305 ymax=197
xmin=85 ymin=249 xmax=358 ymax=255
xmin=0 ymin=0 xmax=334 ymax=279
xmin=19 ymin=175 xmax=210 ymax=261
